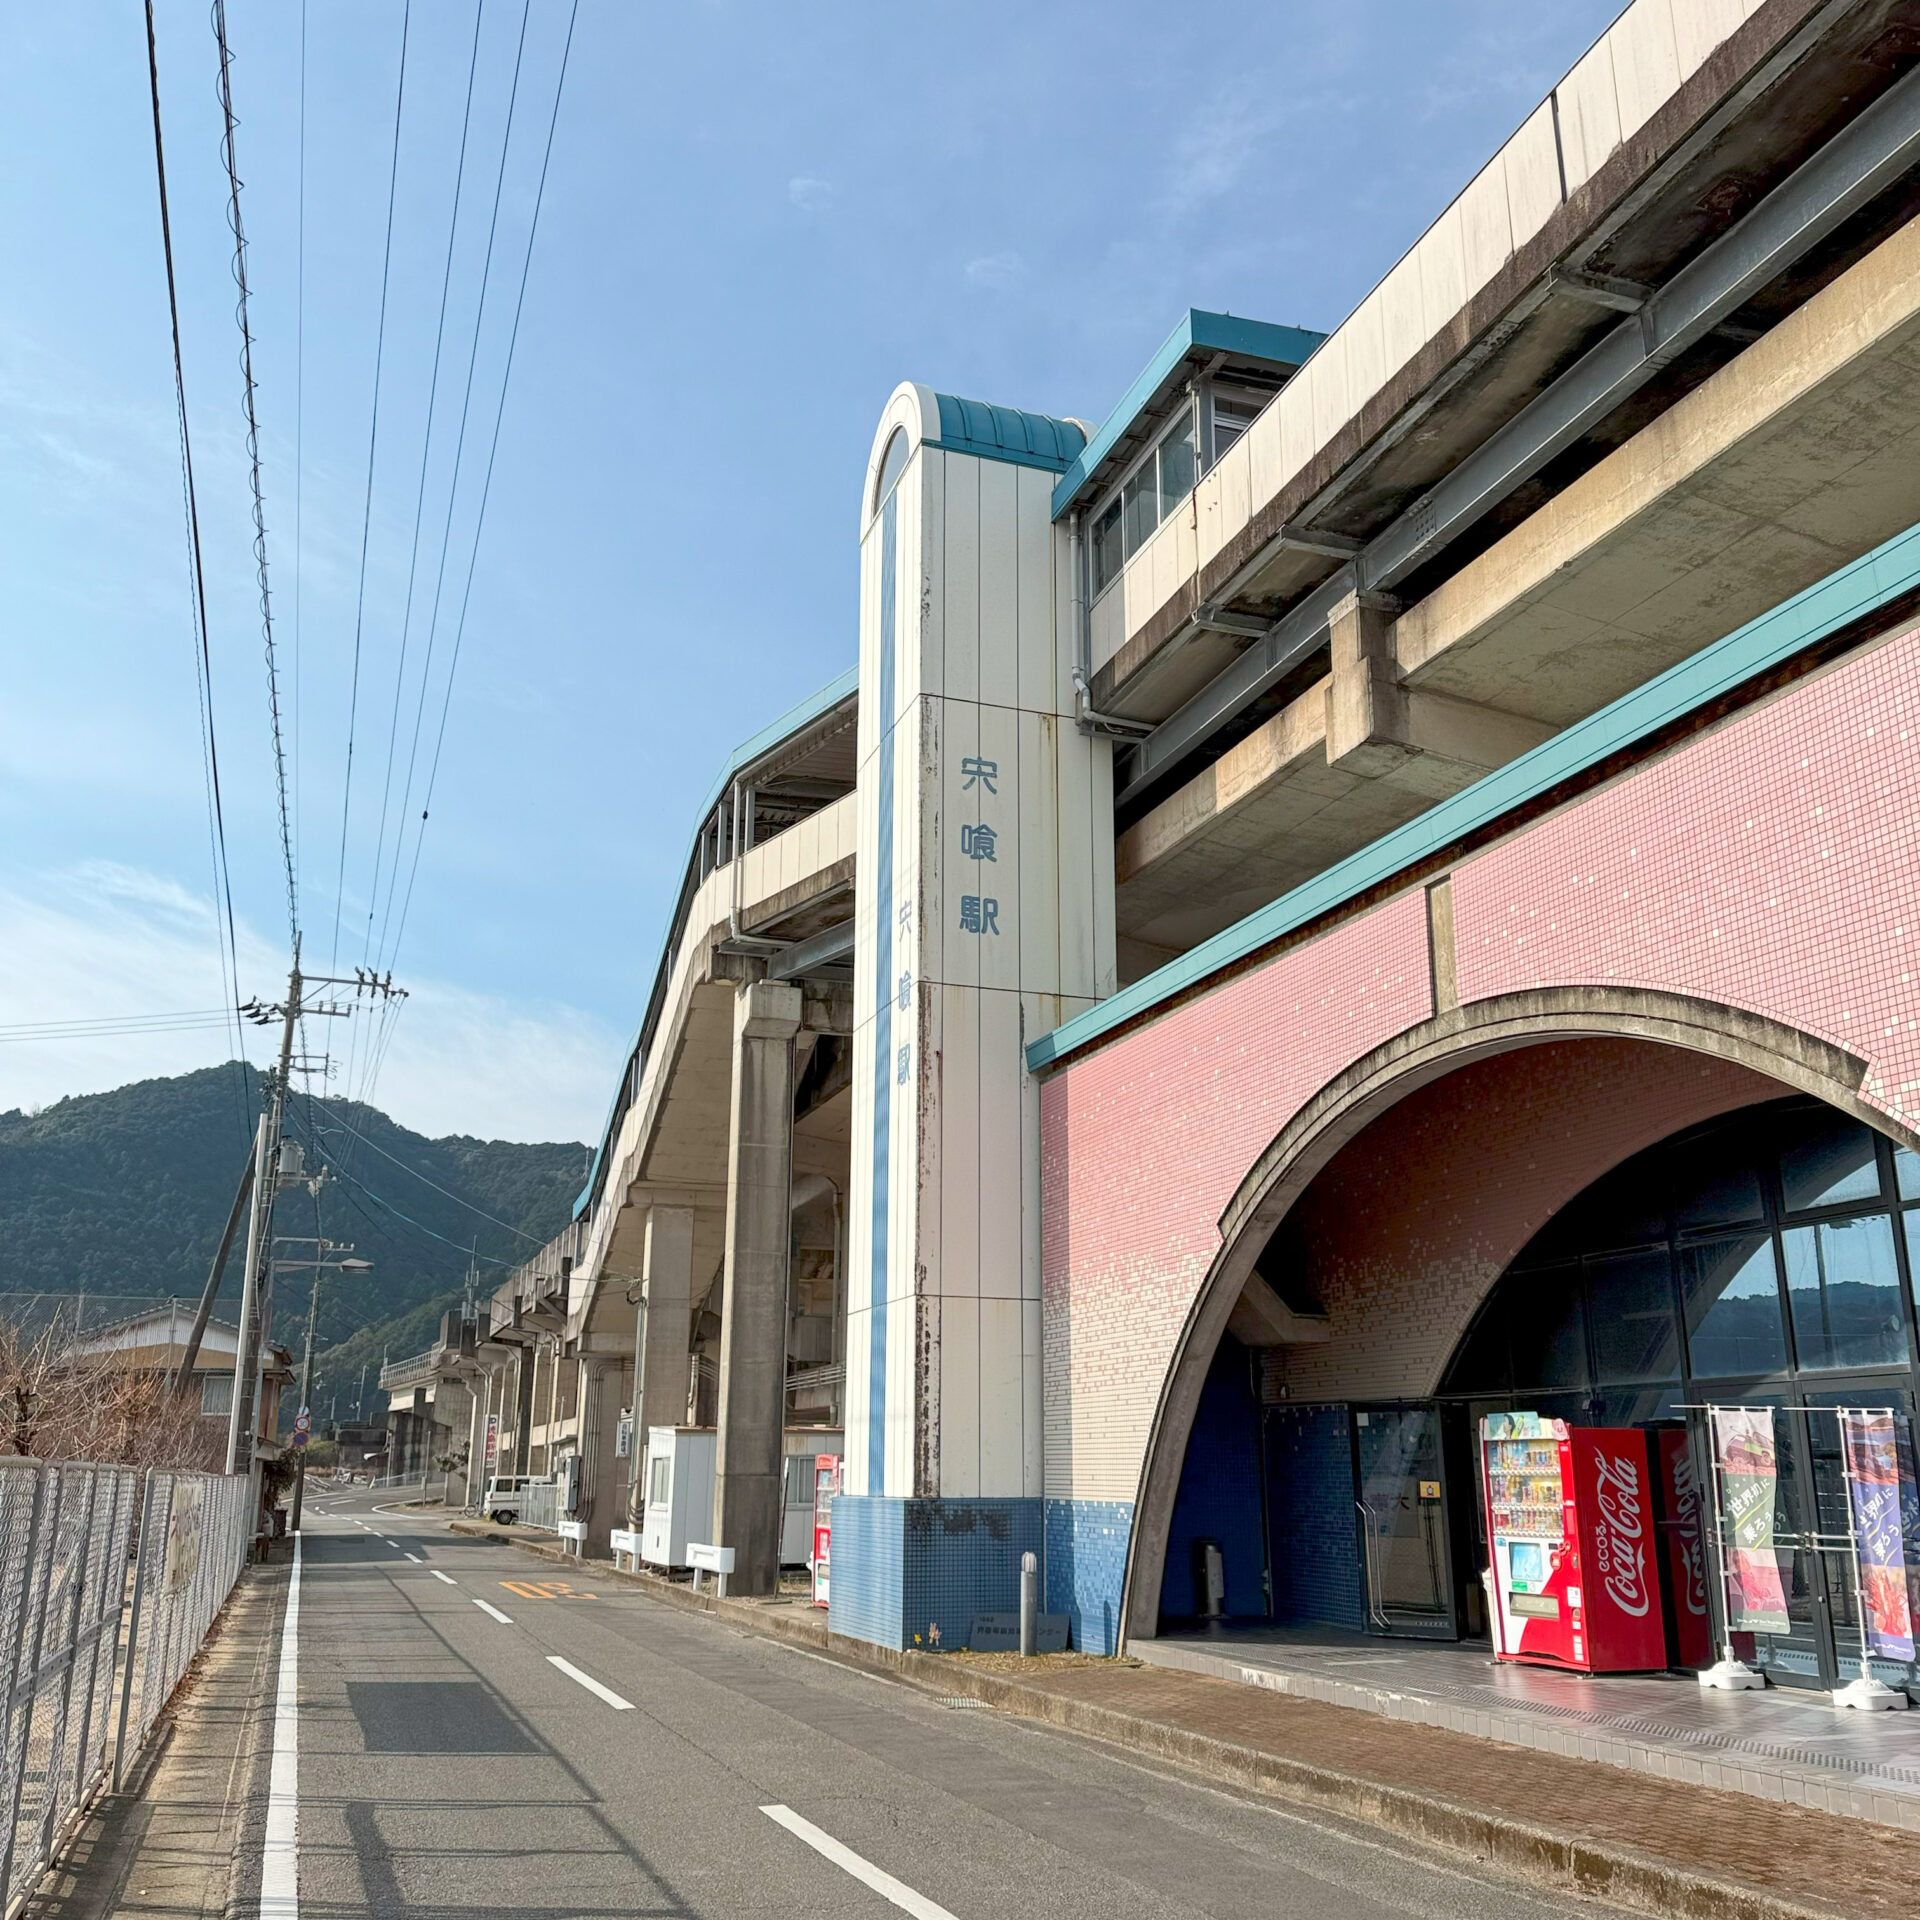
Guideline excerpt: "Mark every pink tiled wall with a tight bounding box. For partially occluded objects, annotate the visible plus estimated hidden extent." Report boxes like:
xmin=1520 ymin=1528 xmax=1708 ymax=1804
xmin=1453 ymin=625 xmax=1920 ymax=1126
xmin=1043 ymin=624 xmax=1920 ymax=1514
xmin=1042 ymin=892 xmax=1431 ymax=1503
xmin=1280 ymin=1038 xmax=1781 ymax=1403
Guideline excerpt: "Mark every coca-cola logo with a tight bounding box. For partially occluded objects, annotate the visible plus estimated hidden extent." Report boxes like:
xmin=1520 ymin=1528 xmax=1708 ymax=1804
xmin=1666 ymin=1448 xmax=1709 ymax=1618
xmin=1592 ymin=1452 xmax=1651 ymax=1618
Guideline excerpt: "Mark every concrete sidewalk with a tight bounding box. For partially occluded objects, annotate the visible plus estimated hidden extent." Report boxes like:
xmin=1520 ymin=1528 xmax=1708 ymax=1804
xmin=448 ymin=1520 xmax=1905 ymax=1920
xmin=22 ymin=1563 xmax=283 ymax=1920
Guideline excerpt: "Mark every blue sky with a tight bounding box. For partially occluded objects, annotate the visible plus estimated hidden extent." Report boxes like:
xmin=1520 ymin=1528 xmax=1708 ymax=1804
xmin=0 ymin=0 xmax=1623 ymax=1141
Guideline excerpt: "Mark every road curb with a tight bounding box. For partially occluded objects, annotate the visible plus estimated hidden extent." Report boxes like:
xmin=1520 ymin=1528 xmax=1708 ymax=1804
xmin=442 ymin=1520 xmax=1843 ymax=1920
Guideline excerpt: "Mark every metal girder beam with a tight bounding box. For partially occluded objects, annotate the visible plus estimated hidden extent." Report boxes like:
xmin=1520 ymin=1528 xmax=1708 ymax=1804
xmin=766 ymin=918 xmax=856 ymax=982
xmin=1118 ymin=59 xmax=1920 ymax=809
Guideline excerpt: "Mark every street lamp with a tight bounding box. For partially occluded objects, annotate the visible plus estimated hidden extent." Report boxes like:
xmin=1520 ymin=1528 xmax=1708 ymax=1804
xmin=283 ymin=1247 xmax=373 ymax=1532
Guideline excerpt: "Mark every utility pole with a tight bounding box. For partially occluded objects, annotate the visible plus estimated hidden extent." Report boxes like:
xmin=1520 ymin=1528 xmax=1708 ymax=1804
xmin=226 ymin=946 xmax=299 ymax=1476
xmin=288 ymin=1268 xmax=321 ymax=1533
xmin=278 ymin=1240 xmax=371 ymax=1534
xmin=225 ymin=942 xmax=405 ymax=1481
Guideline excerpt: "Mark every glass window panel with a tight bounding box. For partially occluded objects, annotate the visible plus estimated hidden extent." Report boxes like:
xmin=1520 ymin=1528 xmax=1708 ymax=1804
xmin=1895 ymin=1148 xmax=1920 ymax=1202
xmin=873 ymin=427 xmax=909 ymax=513
xmin=1157 ymin=415 xmax=1196 ymax=518
xmin=1782 ymin=1215 xmax=1910 ymax=1369
xmin=1121 ymin=464 xmax=1157 ymax=556
xmin=1778 ymin=1109 xmax=1882 ymax=1212
xmin=1441 ymin=1301 xmax=1511 ymax=1395
xmin=1587 ymin=1249 xmax=1679 ymax=1382
xmin=1671 ymin=1129 xmax=1764 ymax=1232
xmin=1090 ymin=498 xmax=1123 ymax=597
xmin=1680 ymin=1234 xmax=1787 ymax=1377
xmin=1589 ymin=1383 xmax=1683 ymax=1425
xmin=1506 ymin=1266 xmax=1587 ymax=1390
xmin=1210 ymin=398 xmax=1258 ymax=466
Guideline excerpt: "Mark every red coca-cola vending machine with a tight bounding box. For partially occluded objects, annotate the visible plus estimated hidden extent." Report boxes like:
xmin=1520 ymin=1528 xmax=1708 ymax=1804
xmin=1480 ymin=1413 xmax=1668 ymax=1672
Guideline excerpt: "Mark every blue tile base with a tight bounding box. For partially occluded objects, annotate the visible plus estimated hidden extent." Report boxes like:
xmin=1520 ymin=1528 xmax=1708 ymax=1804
xmin=1046 ymin=1499 xmax=1133 ymax=1655
xmin=828 ymin=1496 xmax=1044 ymax=1652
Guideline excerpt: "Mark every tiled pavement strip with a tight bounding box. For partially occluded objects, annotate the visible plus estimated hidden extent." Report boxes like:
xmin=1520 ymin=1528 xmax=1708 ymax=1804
xmin=455 ymin=1518 xmax=1912 ymax=1920
xmin=1141 ymin=1626 xmax=1920 ymax=1831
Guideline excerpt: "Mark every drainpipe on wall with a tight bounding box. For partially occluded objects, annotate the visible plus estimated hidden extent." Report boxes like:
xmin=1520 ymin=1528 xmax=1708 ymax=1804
xmin=724 ymin=777 xmax=788 ymax=957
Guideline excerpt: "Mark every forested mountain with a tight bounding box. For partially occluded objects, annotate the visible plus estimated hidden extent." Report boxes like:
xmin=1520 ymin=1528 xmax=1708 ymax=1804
xmin=0 ymin=1065 xmax=586 ymax=1423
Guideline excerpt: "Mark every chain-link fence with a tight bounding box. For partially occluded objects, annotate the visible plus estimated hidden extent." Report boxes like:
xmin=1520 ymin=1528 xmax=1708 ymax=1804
xmin=0 ymin=1462 xmax=251 ymax=1917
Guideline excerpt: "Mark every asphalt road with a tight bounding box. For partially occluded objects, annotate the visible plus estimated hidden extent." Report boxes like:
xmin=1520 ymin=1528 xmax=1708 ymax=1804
xmin=289 ymin=1486 xmax=1633 ymax=1920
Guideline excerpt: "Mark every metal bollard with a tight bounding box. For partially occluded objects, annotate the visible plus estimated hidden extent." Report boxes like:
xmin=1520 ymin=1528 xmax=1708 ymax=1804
xmin=1019 ymin=1550 xmax=1038 ymax=1657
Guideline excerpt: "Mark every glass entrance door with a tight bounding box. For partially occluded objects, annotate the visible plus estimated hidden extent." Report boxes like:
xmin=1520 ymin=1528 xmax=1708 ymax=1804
xmin=1354 ymin=1407 xmax=1456 ymax=1639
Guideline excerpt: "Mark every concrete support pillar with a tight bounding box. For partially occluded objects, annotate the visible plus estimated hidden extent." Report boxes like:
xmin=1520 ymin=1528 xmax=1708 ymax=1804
xmin=715 ymin=979 xmax=801 ymax=1596
xmin=578 ymin=1356 xmax=629 ymax=1557
xmin=1325 ymin=589 xmax=1409 ymax=775
xmin=637 ymin=1206 xmax=695 ymax=1522
xmin=463 ymin=1370 xmax=492 ymax=1508
xmin=512 ymin=1341 xmax=537 ymax=1474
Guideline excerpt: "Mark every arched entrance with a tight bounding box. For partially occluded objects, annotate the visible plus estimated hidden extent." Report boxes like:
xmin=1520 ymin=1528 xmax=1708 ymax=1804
xmin=1126 ymin=995 xmax=1920 ymax=1666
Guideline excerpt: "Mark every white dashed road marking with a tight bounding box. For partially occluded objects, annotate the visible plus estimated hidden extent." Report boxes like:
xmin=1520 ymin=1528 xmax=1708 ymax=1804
xmin=760 ymin=1805 xmax=955 ymax=1918
xmin=547 ymin=1656 xmax=634 ymax=1711
xmin=472 ymin=1599 xmax=513 ymax=1624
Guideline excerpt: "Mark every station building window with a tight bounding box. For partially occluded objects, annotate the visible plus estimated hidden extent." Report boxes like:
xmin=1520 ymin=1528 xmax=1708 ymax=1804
xmin=1089 ymin=390 xmax=1258 ymax=598
xmin=872 ymin=427 xmax=909 ymax=517
xmin=1442 ymin=1097 xmax=1919 ymax=1414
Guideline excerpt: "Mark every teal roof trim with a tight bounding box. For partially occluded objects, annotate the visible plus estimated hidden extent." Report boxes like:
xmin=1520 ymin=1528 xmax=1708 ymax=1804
xmin=573 ymin=662 xmax=860 ymax=1219
xmin=926 ymin=393 xmax=1086 ymax=474
xmin=1027 ymin=514 xmax=1920 ymax=1075
xmin=693 ymin=662 xmax=859 ymax=823
xmin=1050 ymin=309 xmax=1327 ymax=521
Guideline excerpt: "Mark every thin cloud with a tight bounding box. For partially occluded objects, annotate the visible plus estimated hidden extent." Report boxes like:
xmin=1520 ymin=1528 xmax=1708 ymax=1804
xmin=0 ymin=866 xmax=612 ymax=1143
xmin=964 ymin=251 xmax=1023 ymax=288
xmin=787 ymin=175 xmax=832 ymax=212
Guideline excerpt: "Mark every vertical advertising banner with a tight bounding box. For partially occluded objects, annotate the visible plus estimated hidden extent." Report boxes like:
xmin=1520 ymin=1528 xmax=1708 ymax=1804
xmin=1839 ymin=1410 xmax=1915 ymax=1661
xmin=1898 ymin=1426 xmax=1920 ymax=1647
xmin=1710 ymin=1408 xmax=1790 ymax=1634
xmin=483 ymin=1413 xmax=499 ymax=1471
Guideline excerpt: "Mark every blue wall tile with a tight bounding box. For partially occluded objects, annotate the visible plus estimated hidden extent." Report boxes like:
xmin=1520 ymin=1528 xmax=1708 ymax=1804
xmin=829 ymin=1495 xmax=1044 ymax=1652
xmin=1266 ymin=1404 xmax=1363 ymax=1629
xmin=1160 ymin=1336 xmax=1269 ymax=1622
xmin=1045 ymin=1498 xmax=1132 ymax=1654
xmin=827 ymin=1495 xmax=905 ymax=1647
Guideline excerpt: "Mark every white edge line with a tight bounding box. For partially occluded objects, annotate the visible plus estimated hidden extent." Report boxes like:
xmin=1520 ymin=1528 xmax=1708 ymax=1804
xmin=472 ymin=1598 xmax=513 ymax=1624
xmin=759 ymin=1805 xmax=954 ymax=1920
xmin=546 ymin=1654 xmax=634 ymax=1711
xmin=260 ymin=1535 xmax=300 ymax=1920
xmin=431 ymin=1570 xmax=457 ymax=1585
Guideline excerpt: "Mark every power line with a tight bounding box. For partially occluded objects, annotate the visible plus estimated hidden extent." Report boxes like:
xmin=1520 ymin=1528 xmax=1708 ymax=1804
xmin=383 ymin=0 xmax=580 ymax=987
xmin=292 ymin=0 xmax=307 ymax=928
xmin=299 ymin=1088 xmax=545 ymax=1243
xmin=211 ymin=0 xmax=298 ymax=948
xmin=363 ymin=0 xmax=487 ymax=970
xmin=329 ymin=0 xmax=412 ymax=968
xmin=0 ymin=1011 xmax=240 ymax=1043
xmin=285 ymin=1110 xmax=518 ymax=1268
xmin=143 ymin=0 xmax=253 ymax=1148
xmin=367 ymin=0 xmax=534 ymax=981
